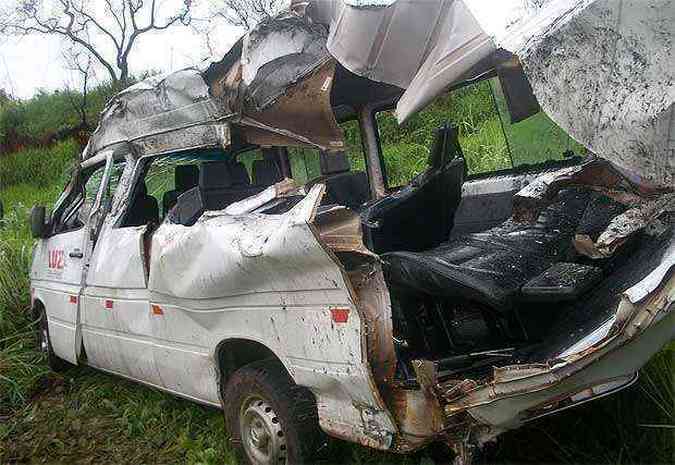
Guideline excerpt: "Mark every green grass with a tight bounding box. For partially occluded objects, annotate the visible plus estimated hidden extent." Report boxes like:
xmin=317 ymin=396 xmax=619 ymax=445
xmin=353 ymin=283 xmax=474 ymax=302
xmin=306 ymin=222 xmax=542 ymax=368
xmin=0 ymin=141 xmax=77 ymax=411
xmin=0 ymin=139 xmax=77 ymax=189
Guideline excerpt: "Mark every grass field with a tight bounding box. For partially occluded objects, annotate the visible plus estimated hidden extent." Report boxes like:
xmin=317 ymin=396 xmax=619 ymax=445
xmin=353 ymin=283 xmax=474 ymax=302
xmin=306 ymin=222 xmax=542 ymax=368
xmin=0 ymin=88 xmax=672 ymax=463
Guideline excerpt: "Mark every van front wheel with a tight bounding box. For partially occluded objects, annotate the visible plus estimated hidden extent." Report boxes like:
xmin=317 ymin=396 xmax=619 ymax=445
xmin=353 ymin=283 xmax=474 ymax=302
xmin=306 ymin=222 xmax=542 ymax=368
xmin=223 ymin=359 xmax=324 ymax=465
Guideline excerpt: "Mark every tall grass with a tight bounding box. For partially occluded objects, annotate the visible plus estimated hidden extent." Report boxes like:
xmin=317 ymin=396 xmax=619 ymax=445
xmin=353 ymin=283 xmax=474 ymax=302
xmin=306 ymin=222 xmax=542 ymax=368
xmin=0 ymin=204 xmax=46 ymax=411
xmin=0 ymin=141 xmax=77 ymax=411
xmin=0 ymin=139 xmax=77 ymax=188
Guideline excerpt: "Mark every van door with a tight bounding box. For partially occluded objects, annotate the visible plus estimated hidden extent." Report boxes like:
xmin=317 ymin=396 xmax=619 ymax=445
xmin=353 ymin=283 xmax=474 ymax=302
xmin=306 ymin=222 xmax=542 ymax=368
xmin=80 ymin=156 xmax=164 ymax=386
xmin=31 ymin=160 xmax=109 ymax=364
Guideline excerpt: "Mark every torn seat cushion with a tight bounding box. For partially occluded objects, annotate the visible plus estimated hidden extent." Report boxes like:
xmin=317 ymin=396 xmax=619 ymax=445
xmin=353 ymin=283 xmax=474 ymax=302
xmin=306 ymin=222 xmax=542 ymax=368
xmin=382 ymin=189 xmax=592 ymax=310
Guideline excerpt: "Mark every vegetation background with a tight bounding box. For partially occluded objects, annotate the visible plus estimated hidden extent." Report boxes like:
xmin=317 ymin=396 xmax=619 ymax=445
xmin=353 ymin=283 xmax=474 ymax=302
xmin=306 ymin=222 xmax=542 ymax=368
xmin=0 ymin=78 xmax=672 ymax=464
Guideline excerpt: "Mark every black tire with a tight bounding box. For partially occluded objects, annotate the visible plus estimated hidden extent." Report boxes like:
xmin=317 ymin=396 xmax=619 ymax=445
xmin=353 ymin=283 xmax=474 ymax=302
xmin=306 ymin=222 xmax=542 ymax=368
xmin=223 ymin=359 xmax=324 ymax=465
xmin=37 ymin=308 xmax=71 ymax=372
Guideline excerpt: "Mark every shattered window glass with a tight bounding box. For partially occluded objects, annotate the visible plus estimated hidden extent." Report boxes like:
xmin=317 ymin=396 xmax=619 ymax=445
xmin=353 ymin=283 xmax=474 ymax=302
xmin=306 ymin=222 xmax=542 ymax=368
xmin=58 ymin=167 xmax=104 ymax=232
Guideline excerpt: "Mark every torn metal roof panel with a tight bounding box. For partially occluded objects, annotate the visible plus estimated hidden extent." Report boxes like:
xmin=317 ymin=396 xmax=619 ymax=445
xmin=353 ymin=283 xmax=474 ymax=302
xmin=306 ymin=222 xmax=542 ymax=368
xmin=83 ymin=68 xmax=226 ymax=159
xmin=505 ymin=0 xmax=674 ymax=189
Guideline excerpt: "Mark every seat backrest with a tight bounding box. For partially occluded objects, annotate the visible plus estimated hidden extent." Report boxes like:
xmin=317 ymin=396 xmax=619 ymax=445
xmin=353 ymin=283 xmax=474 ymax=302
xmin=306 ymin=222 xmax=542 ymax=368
xmin=230 ymin=162 xmax=251 ymax=186
xmin=323 ymin=171 xmax=370 ymax=210
xmin=199 ymin=161 xmax=233 ymax=210
xmin=173 ymin=186 xmax=204 ymax=226
xmin=252 ymin=159 xmax=282 ymax=186
xmin=126 ymin=183 xmax=159 ymax=226
xmin=361 ymin=125 xmax=466 ymax=254
xmin=319 ymin=150 xmax=350 ymax=175
xmin=163 ymin=164 xmax=199 ymax=216
xmin=176 ymin=164 xmax=199 ymax=191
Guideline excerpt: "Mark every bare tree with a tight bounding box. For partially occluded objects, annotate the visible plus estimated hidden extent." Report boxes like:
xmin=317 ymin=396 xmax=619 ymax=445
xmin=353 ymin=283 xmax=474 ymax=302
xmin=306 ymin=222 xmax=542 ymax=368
xmin=0 ymin=0 xmax=193 ymax=87
xmin=212 ymin=0 xmax=286 ymax=31
xmin=63 ymin=47 xmax=93 ymax=130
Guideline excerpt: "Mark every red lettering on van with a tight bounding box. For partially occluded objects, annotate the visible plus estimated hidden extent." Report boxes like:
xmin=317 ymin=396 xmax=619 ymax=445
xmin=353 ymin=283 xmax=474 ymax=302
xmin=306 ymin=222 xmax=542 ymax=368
xmin=48 ymin=250 xmax=65 ymax=270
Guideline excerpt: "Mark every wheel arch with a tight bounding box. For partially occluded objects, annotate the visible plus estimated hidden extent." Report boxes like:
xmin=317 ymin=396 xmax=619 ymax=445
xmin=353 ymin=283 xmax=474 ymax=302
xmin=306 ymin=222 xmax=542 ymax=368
xmin=215 ymin=338 xmax=294 ymax=398
xmin=31 ymin=297 xmax=45 ymax=321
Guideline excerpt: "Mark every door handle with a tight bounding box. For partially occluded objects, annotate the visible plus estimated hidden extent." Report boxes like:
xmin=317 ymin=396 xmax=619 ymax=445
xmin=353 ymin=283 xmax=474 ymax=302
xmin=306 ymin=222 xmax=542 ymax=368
xmin=69 ymin=249 xmax=83 ymax=259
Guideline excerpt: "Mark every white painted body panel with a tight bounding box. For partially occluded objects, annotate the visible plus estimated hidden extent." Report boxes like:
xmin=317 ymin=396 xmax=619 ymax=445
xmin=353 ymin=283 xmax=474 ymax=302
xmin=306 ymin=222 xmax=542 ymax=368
xmin=82 ymin=225 xmax=162 ymax=385
xmin=146 ymin=187 xmax=396 ymax=446
xmin=31 ymin=227 xmax=87 ymax=363
xmin=31 ymin=182 xmax=396 ymax=449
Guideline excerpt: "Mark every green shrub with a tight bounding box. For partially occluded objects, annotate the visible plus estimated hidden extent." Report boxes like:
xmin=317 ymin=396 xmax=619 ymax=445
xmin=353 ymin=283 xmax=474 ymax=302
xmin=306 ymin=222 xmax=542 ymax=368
xmin=0 ymin=83 xmax=117 ymax=145
xmin=0 ymin=139 xmax=77 ymax=189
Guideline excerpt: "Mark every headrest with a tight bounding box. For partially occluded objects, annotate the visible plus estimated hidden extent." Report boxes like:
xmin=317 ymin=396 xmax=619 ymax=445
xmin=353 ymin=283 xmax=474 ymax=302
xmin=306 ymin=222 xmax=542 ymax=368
xmin=261 ymin=147 xmax=277 ymax=161
xmin=252 ymin=159 xmax=282 ymax=186
xmin=319 ymin=150 xmax=350 ymax=175
xmin=230 ymin=162 xmax=251 ymax=186
xmin=175 ymin=165 xmax=199 ymax=191
xmin=200 ymin=162 xmax=232 ymax=190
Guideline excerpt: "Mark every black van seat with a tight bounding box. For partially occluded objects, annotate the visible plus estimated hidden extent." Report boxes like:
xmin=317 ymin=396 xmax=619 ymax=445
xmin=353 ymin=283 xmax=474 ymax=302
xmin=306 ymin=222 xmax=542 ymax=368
xmin=252 ymin=159 xmax=282 ymax=186
xmin=162 ymin=164 xmax=199 ymax=216
xmin=231 ymin=162 xmax=251 ymax=186
xmin=126 ymin=183 xmax=159 ymax=226
xmin=382 ymin=189 xmax=593 ymax=311
xmin=323 ymin=171 xmax=370 ymax=210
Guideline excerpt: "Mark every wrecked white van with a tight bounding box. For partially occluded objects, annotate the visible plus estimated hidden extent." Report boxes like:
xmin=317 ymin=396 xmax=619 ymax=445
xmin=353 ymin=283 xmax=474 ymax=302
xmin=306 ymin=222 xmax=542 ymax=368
xmin=29 ymin=1 xmax=673 ymax=464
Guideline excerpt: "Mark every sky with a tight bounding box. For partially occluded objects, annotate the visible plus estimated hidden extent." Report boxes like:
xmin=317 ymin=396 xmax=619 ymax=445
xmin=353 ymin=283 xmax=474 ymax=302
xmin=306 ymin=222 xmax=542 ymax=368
xmin=0 ymin=2 xmax=243 ymax=99
xmin=0 ymin=0 xmax=531 ymax=100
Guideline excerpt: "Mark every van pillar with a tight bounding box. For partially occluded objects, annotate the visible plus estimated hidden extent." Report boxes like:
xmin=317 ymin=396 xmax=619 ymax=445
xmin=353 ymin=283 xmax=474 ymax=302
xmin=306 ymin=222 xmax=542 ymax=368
xmin=358 ymin=104 xmax=387 ymax=200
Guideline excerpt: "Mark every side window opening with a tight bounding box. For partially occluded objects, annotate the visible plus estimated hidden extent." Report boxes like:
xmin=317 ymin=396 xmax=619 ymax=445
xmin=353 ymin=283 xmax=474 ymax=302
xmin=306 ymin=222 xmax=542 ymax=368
xmin=490 ymin=79 xmax=586 ymax=168
xmin=376 ymin=78 xmax=586 ymax=183
xmin=50 ymin=158 xmax=126 ymax=236
xmin=281 ymin=118 xmax=370 ymax=210
xmin=287 ymin=133 xmax=370 ymax=211
xmin=122 ymin=147 xmax=292 ymax=228
xmin=52 ymin=165 xmax=104 ymax=234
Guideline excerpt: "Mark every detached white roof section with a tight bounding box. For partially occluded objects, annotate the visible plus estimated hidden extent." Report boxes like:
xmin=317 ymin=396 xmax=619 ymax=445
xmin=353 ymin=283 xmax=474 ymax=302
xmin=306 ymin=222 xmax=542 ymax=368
xmin=303 ymin=0 xmax=674 ymax=188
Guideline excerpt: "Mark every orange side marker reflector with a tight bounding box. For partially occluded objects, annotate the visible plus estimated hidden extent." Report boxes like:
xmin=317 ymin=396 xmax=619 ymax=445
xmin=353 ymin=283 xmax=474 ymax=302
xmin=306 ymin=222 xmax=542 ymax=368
xmin=105 ymin=299 xmax=113 ymax=309
xmin=151 ymin=304 xmax=164 ymax=316
xmin=69 ymin=295 xmax=78 ymax=304
xmin=330 ymin=307 xmax=350 ymax=324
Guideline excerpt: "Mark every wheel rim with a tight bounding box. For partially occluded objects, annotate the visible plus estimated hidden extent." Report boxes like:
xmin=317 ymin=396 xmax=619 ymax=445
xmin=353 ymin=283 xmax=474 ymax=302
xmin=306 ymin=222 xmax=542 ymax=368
xmin=240 ymin=396 xmax=286 ymax=465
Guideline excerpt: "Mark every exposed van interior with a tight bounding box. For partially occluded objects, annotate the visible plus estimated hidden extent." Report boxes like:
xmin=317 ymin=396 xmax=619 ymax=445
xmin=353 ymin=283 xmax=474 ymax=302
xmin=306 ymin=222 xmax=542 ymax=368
xmin=309 ymin=123 xmax=672 ymax=385
xmin=316 ymin=72 xmax=673 ymax=387
xmin=380 ymin=187 xmax=672 ymax=384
